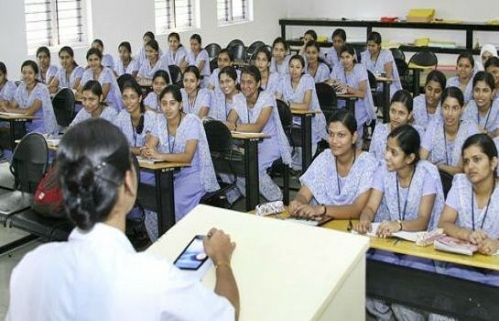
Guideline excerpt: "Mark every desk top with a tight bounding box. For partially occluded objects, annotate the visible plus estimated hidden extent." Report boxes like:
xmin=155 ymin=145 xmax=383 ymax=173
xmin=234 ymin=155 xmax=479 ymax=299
xmin=408 ymin=63 xmax=436 ymax=70
xmin=0 ymin=112 xmax=36 ymax=120
xmin=230 ymin=131 xmax=268 ymax=140
xmin=336 ymin=93 xmax=359 ymax=100
xmin=148 ymin=205 xmax=370 ymax=321
xmin=137 ymin=159 xmax=190 ymax=170
xmin=375 ymin=76 xmax=393 ymax=83
xmin=290 ymin=109 xmax=322 ymax=115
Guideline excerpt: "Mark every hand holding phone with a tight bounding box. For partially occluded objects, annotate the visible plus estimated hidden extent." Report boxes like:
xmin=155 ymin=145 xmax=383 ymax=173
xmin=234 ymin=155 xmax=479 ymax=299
xmin=203 ymin=228 xmax=236 ymax=266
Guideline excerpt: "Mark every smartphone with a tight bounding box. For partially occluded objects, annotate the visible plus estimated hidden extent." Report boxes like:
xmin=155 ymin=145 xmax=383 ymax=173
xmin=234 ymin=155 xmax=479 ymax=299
xmin=173 ymin=235 xmax=209 ymax=270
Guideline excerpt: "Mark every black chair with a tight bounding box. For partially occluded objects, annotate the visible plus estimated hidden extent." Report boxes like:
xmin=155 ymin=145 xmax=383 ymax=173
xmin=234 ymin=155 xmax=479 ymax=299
xmin=315 ymin=83 xmax=338 ymax=123
xmin=10 ymin=133 xmax=48 ymax=193
xmin=227 ymin=39 xmax=245 ymax=49
xmin=228 ymin=43 xmax=247 ymax=62
xmin=117 ymin=73 xmax=135 ymax=92
xmin=390 ymin=48 xmax=406 ymax=62
xmin=246 ymin=41 xmax=266 ymax=62
xmin=395 ymin=58 xmax=410 ymax=91
xmin=408 ymin=50 xmax=438 ymax=67
xmin=52 ymin=88 xmax=76 ymax=128
xmin=9 ymin=208 xmax=74 ymax=242
xmin=439 ymin=170 xmax=453 ymax=198
xmin=205 ymin=43 xmax=222 ymax=60
xmin=168 ymin=65 xmax=183 ymax=86
xmin=209 ymin=58 xmax=218 ymax=73
xmin=276 ymin=99 xmax=293 ymax=144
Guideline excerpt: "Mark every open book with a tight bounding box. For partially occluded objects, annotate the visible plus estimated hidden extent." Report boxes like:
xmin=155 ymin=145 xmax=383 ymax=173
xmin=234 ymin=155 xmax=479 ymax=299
xmin=284 ymin=216 xmax=333 ymax=227
xmin=352 ymin=222 xmax=444 ymax=246
xmin=433 ymin=236 xmax=478 ymax=256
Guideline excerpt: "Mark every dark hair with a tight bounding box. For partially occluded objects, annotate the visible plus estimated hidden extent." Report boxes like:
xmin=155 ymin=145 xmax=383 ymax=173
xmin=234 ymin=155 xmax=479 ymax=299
xmin=122 ymin=79 xmax=145 ymax=132
xmin=332 ymin=28 xmax=347 ymax=41
xmin=59 ymin=46 xmax=78 ymax=68
xmin=484 ymin=56 xmax=499 ymax=70
xmin=272 ymin=37 xmax=288 ymax=51
xmin=21 ymin=60 xmax=39 ymax=79
xmin=86 ymin=47 xmax=103 ymax=60
xmin=329 ymin=109 xmax=357 ymax=135
xmin=219 ymin=65 xmax=238 ymax=81
xmin=387 ymin=124 xmax=421 ymax=165
xmin=304 ymin=29 xmax=318 ymax=41
xmin=472 ymin=71 xmax=495 ymax=91
xmin=183 ymin=65 xmax=201 ymax=81
xmin=425 ymin=70 xmax=446 ymax=90
xmin=339 ymin=44 xmax=356 ymax=58
xmin=255 ymin=46 xmax=271 ymax=62
xmin=36 ymin=46 xmax=51 ymax=58
xmin=305 ymin=41 xmax=321 ymax=52
xmin=462 ymin=133 xmax=498 ymax=167
xmin=152 ymin=69 xmax=170 ymax=84
xmin=241 ymin=65 xmax=262 ymax=83
xmin=168 ymin=32 xmax=180 ymax=42
xmin=145 ymin=39 xmax=160 ymax=53
xmin=190 ymin=34 xmax=202 ymax=45
xmin=456 ymin=52 xmax=475 ymax=68
xmin=218 ymin=48 xmax=234 ymax=62
xmin=441 ymin=86 xmax=465 ymax=107
xmin=82 ymin=80 xmax=103 ymax=97
xmin=367 ymin=31 xmax=382 ymax=45
xmin=118 ymin=41 xmax=132 ymax=53
xmin=143 ymin=31 xmax=155 ymax=40
xmin=92 ymin=39 xmax=104 ymax=49
xmin=57 ymin=118 xmax=132 ymax=230
xmin=391 ymin=89 xmax=414 ymax=113
xmin=289 ymin=54 xmax=306 ymax=69
xmin=0 ymin=62 xmax=7 ymax=75
xmin=159 ymin=84 xmax=182 ymax=102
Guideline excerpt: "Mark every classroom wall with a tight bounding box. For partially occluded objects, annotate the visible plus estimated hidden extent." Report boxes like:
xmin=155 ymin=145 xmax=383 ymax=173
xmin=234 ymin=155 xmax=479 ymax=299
xmin=0 ymin=0 xmax=285 ymax=80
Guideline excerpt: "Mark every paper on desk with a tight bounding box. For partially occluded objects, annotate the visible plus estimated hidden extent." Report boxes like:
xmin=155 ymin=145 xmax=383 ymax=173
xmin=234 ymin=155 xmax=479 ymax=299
xmin=136 ymin=155 xmax=164 ymax=164
xmin=352 ymin=222 xmax=422 ymax=242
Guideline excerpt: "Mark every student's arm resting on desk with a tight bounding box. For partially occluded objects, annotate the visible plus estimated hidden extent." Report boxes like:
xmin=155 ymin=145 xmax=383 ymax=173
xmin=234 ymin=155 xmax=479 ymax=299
xmin=226 ymin=106 xmax=272 ymax=133
xmin=384 ymin=61 xmax=393 ymax=79
xmin=346 ymin=79 xmax=367 ymax=99
xmin=438 ymin=204 xmax=489 ymax=245
xmin=354 ymin=189 xmax=383 ymax=234
xmin=1 ymin=99 xmax=41 ymax=116
xmin=288 ymin=89 xmax=312 ymax=110
xmin=142 ymin=134 xmax=198 ymax=163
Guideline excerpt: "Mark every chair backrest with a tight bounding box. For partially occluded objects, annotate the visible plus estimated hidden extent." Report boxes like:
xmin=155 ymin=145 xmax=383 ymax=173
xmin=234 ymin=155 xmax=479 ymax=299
xmin=409 ymin=50 xmax=438 ymax=67
xmin=394 ymin=58 xmax=409 ymax=77
xmin=209 ymin=58 xmax=218 ymax=73
xmin=205 ymin=43 xmax=222 ymax=60
xmin=439 ymin=170 xmax=453 ymax=198
xmin=367 ymin=70 xmax=377 ymax=89
xmin=315 ymin=83 xmax=338 ymax=123
xmin=117 ymin=73 xmax=135 ymax=91
xmin=203 ymin=119 xmax=233 ymax=154
xmin=227 ymin=39 xmax=245 ymax=49
xmin=275 ymin=99 xmax=292 ymax=131
xmin=51 ymin=88 xmax=76 ymax=127
xmin=246 ymin=41 xmax=266 ymax=59
xmin=168 ymin=65 xmax=183 ymax=85
xmin=10 ymin=133 xmax=49 ymax=193
xmin=390 ymin=48 xmax=406 ymax=62
xmin=227 ymin=43 xmax=247 ymax=62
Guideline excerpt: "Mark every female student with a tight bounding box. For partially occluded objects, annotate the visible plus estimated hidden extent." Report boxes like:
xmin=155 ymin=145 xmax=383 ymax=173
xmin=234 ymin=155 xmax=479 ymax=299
xmin=321 ymin=28 xmax=346 ymax=70
xmin=304 ymin=41 xmax=330 ymax=83
xmin=361 ymin=32 xmax=402 ymax=98
xmin=278 ymin=54 xmax=327 ymax=169
xmin=49 ymin=46 xmax=84 ymax=94
xmin=477 ymin=44 xmax=498 ymax=71
xmin=185 ymin=34 xmax=211 ymax=87
xmin=484 ymin=57 xmax=499 ymax=99
xmin=70 ymin=80 xmax=118 ymax=126
xmin=209 ymin=66 xmax=246 ymax=122
xmin=91 ymin=39 xmax=114 ymax=69
xmin=412 ymin=70 xmax=446 ymax=129
xmin=462 ymin=71 xmax=499 ymax=137
xmin=208 ymin=49 xmax=239 ymax=91
xmin=162 ymin=32 xmax=187 ymax=68
xmin=79 ymin=48 xmax=123 ymax=111
xmin=225 ymin=66 xmax=291 ymax=201
xmin=180 ymin=66 xmax=211 ymax=118
xmin=298 ymin=29 xmax=317 ymax=56
xmin=437 ymin=133 xmax=499 ymax=286
xmin=328 ymin=44 xmax=376 ymax=142
xmin=137 ymin=31 xmax=161 ymax=67
xmin=369 ymin=90 xmax=423 ymax=161
xmin=137 ymin=39 xmax=171 ymax=82
xmin=115 ymin=41 xmax=139 ymax=77
xmin=143 ymin=70 xmax=170 ymax=112
xmin=0 ymin=60 xmax=57 ymax=135
xmin=270 ymin=37 xmax=291 ymax=75
xmin=253 ymin=46 xmax=281 ymax=97
xmin=0 ymin=62 xmax=17 ymax=108
xmin=35 ymin=46 xmax=58 ymax=85
xmin=420 ymin=86 xmax=479 ymax=175
xmin=289 ymin=109 xmax=378 ymax=219
xmin=142 ymin=85 xmax=219 ymax=238
xmin=6 ymin=118 xmax=239 ymax=320
xmin=446 ymin=52 xmax=475 ymax=105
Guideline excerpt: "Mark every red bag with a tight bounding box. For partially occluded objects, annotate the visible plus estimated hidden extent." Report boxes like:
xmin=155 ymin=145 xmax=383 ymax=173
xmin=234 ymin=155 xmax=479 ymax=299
xmin=32 ymin=165 xmax=65 ymax=219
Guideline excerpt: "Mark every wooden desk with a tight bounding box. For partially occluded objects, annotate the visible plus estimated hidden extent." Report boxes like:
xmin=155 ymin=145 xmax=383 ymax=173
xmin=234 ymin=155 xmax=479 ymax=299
xmin=336 ymin=93 xmax=357 ymax=118
xmin=375 ymin=77 xmax=393 ymax=123
xmin=148 ymin=205 xmax=370 ymax=321
xmin=290 ymin=109 xmax=321 ymax=172
xmin=408 ymin=63 xmax=436 ymax=96
xmin=230 ymin=131 xmax=267 ymax=211
xmin=138 ymin=160 xmax=190 ymax=235
xmin=0 ymin=112 xmax=36 ymax=150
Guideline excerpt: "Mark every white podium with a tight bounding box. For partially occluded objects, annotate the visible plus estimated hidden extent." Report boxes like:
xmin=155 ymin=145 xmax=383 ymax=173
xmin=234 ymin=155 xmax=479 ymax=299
xmin=147 ymin=205 xmax=369 ymax=321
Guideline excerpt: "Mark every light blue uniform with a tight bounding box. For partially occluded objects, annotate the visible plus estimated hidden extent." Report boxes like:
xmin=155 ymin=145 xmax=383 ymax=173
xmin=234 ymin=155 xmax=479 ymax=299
xmin=209 ymin=91 xmax=245 ymax=122
xmin=137 ymin=58 xmax=172 ymax=82
xmin=361 ymin=49 xmax=402 ymax=98
xmin=0 ymin=80 xmax=17 ymax=103
xmin=114 ymin=58 xmax=139 ymax=76
xmin=306 ymin=62 xmax=330 ymax=83
xmin=54 ymin=66 xmax=84 ymax=89
xmin=261 ymin=72 xmax=282 ymax=98
xmin=270 ymin=55 xmax=291 ymax=75
xmin=180 ymin=88 xmax=211 ymax=117
xmin=143 ymin=92 xmax=160 ymax=112
xmin=369 ymin=123 xmax=425 ymax=162
xmin=462 ymin=99 xmax=499 ymax=136
xmin=161 ymin=46 xmax=188 ymax=67
xmin=446 ymin=76 xmax=474 ymax=106
xmin=36 ymin=65 xmax=58 ymax=84
xmin=186 ymin=49 xmax=211 ymax=87
xmin=14 ymin=82 xmax=57 ymax=134
xmin=320 ymin=47 xmax=340 ymax=70
xmin=81 ymin=67 xmax=124 ymax=111
xmin=412 ymin=94 xmax=442 ymax=130
xmin=70 ymin=106 xmax=118 ymax=127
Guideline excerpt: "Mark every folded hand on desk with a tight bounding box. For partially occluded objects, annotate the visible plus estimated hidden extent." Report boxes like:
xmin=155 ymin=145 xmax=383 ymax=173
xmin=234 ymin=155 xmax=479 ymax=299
xmin=288 ymin=200 xmax=324 ymax=220
xmin=141 ymin=146 xmax=160 ymax=159
xmin=477 ymin=238 xmax=499 ymax=256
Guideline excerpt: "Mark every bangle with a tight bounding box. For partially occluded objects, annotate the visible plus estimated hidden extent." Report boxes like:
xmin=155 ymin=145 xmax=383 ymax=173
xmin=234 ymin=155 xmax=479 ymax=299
xmin=215 ymin=261 xmax=231 ymax=270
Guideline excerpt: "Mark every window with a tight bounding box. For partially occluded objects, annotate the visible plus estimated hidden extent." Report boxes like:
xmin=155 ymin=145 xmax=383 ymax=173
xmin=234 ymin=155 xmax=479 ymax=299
xmin=155 ymin=0 xmax=194 ymax=34
xmin=217 ymin=0 xmax=249 ymax=25
xmin=24 ymin=0 xmax=86 ymax=54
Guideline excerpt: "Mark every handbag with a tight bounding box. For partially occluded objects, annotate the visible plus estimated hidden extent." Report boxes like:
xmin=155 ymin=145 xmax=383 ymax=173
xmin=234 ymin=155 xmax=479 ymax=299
xmin=32 ymin=164 xmax=65 ymax=219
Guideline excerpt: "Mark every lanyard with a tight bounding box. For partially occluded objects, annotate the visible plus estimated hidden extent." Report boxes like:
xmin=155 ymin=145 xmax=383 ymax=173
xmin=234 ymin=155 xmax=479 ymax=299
xmin=396 ymin=168 xmax=416 ymax=221
xmin=335 ymin=150 xmax=356 ymax=195
xmin=471 ymin=180 xmax=496 ymax=231
xmin=477 ymin=107 xmax=492 ymax=131
xmin=186 ymin=90 xmax=198 ymax=114
xmin=166 ymin=113 xmax=183 ymax=153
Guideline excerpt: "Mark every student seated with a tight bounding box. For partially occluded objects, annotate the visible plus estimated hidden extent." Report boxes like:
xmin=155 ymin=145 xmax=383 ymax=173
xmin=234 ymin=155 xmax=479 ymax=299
xmin=49 ymin=46 xmax=84 ymax=94
xmin=35 ymin=46 xmax=58 ymax=85
xmin=137 ymin=31 xmax=162 ymax=67
xmin=476 ymin=44 xmax=498 ymax=71
xmin=321 ymin=28 xmax=346 ymax=70
xmin=137 ymin=39 xmax=171 ymax=83
xmin=180 ymin=66 xmax=211 ymax=118
xmin=91 ymin=38 xmax=115 ymax=70
xmin=141 ymin=85 xmax=219 ymax=239
xmin=161 ymin=32 xmax=187 ymax=68
xmin=270 ymin=37 xmax=291 ymax=75
xmin=0 ymin=60 xmax=57 ymax=135
xmin=484 ymin=56 xmax=499 ymax=100
xmin=185 ymin=34 xmax=211 ymax=87
xmin=298 ymin=29 xmax=317 ymax=56
xmin=209 ymin=66 xmax=246 ymax=121
xmin=114 ymin=41 xmax=139 ymax=77
xmin=360 ymin=31 xmax=402 ymax=98
xmin=420 ymin=87 xmax=479 ymax=175
xmin=6 ymin=118 xmax=239 ymax=321
xmin=446 ymin=52 xmax=476 ymax=106
xmin=304 ymin=41 xmax=330 ymax=83
xmin=208 ymin=49 xmax=240 ymax=91
xmin=253 ymin=46 xmax=281 ymax=98
xmin=143 ymin=70 xmax=169 ymax=112
xmin=289 ymin=109 xmax=377 ymax=219
xmin=462 ymin=71 xmax=499 ymax=137
xmin=0 ymin=62 xmax=17 ymax=108
xmin=369 ymin=90 xmax=423 ymax=162
xmin=412 ymin=70 xmax=446 ymax=129
xmin=71 ymin=80 xmax=118 ymax=126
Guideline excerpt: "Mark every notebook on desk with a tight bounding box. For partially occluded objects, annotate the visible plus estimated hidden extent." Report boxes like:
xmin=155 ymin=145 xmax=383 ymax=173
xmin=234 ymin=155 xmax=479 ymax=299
xmin=136 ymin=155 xmax=165 ymax=164
xmin=0 ymin=190 xmax=32 ymax=215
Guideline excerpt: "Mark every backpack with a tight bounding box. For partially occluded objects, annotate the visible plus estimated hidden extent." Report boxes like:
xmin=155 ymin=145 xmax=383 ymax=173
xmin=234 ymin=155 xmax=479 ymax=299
xmin=32 ymin=164 xmax=65 ymax=219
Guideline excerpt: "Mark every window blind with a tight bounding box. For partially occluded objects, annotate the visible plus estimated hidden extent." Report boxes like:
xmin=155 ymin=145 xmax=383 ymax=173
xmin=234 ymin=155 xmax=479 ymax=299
xmin=155 ymin=0 xmax=193 ymax=34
